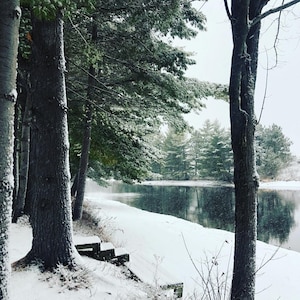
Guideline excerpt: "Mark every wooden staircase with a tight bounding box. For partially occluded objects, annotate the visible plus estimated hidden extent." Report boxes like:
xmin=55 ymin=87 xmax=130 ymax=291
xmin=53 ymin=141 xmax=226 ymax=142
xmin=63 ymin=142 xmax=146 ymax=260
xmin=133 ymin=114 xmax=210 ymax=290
xmin=74 ymin=236 xmax=183 ymax=298
xmin=74 ymin=236 xmax=129 ymax=265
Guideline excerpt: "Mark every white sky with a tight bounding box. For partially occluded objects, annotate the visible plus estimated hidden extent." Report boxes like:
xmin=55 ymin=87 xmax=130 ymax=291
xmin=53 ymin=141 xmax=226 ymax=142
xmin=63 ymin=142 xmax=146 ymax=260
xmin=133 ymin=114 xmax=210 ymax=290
xmin=177 ymin=1 xmax=300 ymax=155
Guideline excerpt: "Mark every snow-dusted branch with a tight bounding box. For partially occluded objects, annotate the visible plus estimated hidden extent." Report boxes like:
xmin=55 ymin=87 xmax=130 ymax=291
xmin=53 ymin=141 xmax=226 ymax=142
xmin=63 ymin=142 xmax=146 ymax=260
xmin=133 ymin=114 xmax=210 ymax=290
xmin=252 ymin=0 xmax=300 ymax=26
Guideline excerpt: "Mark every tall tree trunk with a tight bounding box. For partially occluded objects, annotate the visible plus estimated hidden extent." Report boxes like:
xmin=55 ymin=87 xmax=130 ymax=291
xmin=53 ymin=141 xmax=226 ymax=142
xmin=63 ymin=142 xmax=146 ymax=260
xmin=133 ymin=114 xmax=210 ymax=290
xmin=12 ymin=85 xmax=31 ymax=222
xmin=0 ymin=1 xmax=20 ymax=299
xmin=18 ymin=11 xmax=77 ymax=269
xmin=13 ymin=97 xmax=22 ymax=209
xmin=72 ymin=86 xmax=93 ymax=220
xmin=229 ymin=2 xmax=265 ymax=299
xmin=12 ymin=76 xmax=31 ymax=222
xmin=73 ymin=23 xmax=97 ymax=221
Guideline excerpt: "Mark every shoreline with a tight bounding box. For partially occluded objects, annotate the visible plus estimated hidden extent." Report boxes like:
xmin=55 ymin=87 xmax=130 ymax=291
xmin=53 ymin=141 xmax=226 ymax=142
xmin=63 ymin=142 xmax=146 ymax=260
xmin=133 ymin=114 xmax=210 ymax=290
xmin=139 ymin=179 xmax=300 ymax=190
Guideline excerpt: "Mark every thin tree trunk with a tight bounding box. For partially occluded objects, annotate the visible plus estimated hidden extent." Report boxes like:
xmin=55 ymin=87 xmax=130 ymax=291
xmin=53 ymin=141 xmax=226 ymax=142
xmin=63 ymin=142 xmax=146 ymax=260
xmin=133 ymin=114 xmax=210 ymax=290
xmin=24 ymin=147 xmax=34 ymax=217
xmin=17 ymin=11 xmax=77 ymax=269
xmin=13 ymin=98 xmax=22 ymax=209
xmin=12 ymin=85 xmax=31 ymax=222
xmin=12 ymin=91 xmax=31 ymax=222
xmin=72 ymin=94 xmax=93 ymax=220
xmin=73 ymin=23 xmax=97 ymax=221
xmin=0 ymin=1 xmax=20 ymax=298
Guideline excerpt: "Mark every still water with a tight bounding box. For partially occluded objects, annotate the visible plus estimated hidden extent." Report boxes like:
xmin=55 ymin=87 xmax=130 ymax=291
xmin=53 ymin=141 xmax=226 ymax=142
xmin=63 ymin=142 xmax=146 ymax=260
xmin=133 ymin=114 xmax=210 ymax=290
xmin=92 ymin=181 xmax=300 ymax=253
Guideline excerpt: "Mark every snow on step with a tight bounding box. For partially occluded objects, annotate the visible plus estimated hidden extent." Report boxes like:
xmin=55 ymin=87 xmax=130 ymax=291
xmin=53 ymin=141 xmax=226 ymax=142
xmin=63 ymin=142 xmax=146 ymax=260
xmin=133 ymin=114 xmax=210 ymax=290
xmin=74 ymin=235 xmax=101 ymax=245
xmin=114 ymin=247 xmax=128 ymax=256
xmin=100 ymin=242 xmax=114 ymax=251
xmin=74 ymin=236 xmax=130 ymax=264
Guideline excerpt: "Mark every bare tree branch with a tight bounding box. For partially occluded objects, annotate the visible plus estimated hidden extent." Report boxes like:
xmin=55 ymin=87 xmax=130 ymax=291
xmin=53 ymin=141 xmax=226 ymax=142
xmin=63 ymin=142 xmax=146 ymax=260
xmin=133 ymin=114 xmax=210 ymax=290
xmin=224 ymin=0 xmax=232 ymax=20
xmin=271 ymin=1 xmax=285 ymax=68
xmin=252 ymin=0 xmax=300 ymax=26
xmin=258 ymin=48 xmax=269 ymax=124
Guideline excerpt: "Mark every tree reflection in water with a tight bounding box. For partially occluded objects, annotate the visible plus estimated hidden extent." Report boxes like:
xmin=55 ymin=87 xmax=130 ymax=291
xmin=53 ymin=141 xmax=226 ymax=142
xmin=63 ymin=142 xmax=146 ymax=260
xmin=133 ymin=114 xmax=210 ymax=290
xmin=109 ymin=182 xmax=297 ymax=247
xmin=195 ymin=187 xmax=235 ymax=232
xmin=130 ymin=185 xmax=192 ymax=220
xmin=257 ymin=191 xmax=295 ymax=244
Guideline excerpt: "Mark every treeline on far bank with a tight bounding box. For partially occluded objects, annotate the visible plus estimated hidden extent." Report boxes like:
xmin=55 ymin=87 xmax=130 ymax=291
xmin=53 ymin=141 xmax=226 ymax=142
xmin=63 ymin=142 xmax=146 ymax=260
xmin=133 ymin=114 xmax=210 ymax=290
xmin=148 ymin=120 xmax=293 ymax=182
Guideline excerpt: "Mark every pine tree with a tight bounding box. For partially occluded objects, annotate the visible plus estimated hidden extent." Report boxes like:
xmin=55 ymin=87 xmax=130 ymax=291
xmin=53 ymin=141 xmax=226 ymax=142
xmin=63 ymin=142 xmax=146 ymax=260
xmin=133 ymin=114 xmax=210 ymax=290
xmin=162 ymin=128 xmax=191 ymax=180
xmin=193 ymin=120 xmax=233 ymax=181
xmin=14 ymin=2 xmax=78 ymax=269
xmin=256 ymin=124 xmax=292 ymax=179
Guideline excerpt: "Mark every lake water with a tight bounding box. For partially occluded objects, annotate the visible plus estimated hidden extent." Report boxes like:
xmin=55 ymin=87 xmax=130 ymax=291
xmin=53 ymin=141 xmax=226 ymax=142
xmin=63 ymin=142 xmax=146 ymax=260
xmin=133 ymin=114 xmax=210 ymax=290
xmin=87 ymin=181 xmax=300 ymax=253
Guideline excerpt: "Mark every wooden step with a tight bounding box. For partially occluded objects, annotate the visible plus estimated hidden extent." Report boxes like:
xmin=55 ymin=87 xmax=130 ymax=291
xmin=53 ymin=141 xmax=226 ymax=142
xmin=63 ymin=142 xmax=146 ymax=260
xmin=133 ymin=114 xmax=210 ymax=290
xmin=95 ymin=242 xmax=115 ymax=261
xmin=74 ymin=236 xmax=130 ymax=265
xmin=110 ymin=247 xmax=130 ymax=265
xmin=74 ymin=236 xmax=101 ymax=258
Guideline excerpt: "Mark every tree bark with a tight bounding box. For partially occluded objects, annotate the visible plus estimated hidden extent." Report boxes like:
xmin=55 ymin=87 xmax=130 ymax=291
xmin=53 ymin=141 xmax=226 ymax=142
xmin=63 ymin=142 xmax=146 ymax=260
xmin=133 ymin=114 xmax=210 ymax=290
xmin=0 ymin=1 xmax=20 ymax=298
xmin=12 ymin=77 xmax=31 ymax=222
xmin=72 ymin=86 xmax=93 ymax=220
xmin=73 ymin=23 xmax=97 ymax=221
xmin=19 ymin=11 xmax=77 ymax=269
xmin=229 ymin=2 xmax=266 ymax=299
xmin=13 ymin=97 xmax=22 ymax=210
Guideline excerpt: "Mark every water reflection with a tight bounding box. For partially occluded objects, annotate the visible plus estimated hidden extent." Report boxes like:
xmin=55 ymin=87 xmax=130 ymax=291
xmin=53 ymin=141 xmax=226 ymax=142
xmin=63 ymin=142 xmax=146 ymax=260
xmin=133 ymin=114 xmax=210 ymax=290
xmin=131 ymin=186 xmax=192 ymax=220
xmin=100 ymin=182 xmax=298 ymax=251
xmin=195 ymin=187 xmax=235 ymax=232
xmin=258 ymin=191 xmax=295 ymax=244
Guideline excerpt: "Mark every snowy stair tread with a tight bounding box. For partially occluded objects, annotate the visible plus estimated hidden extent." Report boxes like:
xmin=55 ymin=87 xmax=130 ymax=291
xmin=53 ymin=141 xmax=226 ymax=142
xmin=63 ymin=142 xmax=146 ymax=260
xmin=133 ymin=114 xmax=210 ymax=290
xmin=74 ymin=236 xmax=129 ymax=264
xmin=125 ymin=255 xmax=183 ymax=299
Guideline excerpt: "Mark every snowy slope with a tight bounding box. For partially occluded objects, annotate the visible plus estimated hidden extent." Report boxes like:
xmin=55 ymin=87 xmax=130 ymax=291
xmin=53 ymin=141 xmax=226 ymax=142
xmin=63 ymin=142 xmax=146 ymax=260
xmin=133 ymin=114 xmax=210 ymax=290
xmin=9 ymin=192 xmax=300 ymax=299
xmin=87 ymin=192 xmax=300 ymax=299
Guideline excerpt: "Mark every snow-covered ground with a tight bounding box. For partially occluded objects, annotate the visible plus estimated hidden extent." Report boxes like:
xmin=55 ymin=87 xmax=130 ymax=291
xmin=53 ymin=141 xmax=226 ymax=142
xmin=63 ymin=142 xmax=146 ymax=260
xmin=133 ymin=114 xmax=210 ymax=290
xmin=9 ymin=189 xmax=300 ymax=299
xmin=141 ymin=179 xmax=300 ymax=190
xmin=260 ymin=180 xmax=300 ymax=190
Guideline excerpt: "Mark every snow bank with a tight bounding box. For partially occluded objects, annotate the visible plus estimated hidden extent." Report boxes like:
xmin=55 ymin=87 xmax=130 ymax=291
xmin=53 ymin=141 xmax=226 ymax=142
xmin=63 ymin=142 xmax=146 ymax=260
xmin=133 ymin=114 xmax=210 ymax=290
xmin=260 ymin=180 xmax=300 ymax=190
xmin=9 ymin=192 xmax=300 ymax=299
xmin=87 ymin=192 xmax=300 ymax=299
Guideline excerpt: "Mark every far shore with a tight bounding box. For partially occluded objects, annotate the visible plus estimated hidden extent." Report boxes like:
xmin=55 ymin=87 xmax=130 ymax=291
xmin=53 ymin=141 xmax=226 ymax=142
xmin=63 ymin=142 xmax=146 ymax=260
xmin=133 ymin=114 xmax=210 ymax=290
xmin=139 ymin=179 xmax=300 ymax=190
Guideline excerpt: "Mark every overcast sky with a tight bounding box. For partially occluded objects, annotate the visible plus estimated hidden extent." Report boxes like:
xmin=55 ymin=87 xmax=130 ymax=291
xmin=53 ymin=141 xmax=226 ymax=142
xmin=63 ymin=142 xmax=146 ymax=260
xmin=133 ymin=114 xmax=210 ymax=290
xmin=177 ymin=1 xmax=300 ymax=155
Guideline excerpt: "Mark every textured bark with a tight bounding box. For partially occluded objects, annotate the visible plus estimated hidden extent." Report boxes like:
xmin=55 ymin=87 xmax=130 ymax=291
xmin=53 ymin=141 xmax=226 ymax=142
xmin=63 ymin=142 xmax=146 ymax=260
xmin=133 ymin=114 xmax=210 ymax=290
xmin=73 ymin=23 xmax=97 ymax=221
xmin=229 ymin=2 xmax=266 ymax=299
xmin=13 ymin=100 xmax=22 ymax=207
xmin=12 ymin=80 xmax=31 ymax=222
xmin=20 ymin=12 xmax=77 ymax=269
xmin=0 ymin=1 xmax=20 ymax=299
xmin=24 ymin=149 xmax=34 ymax=216
xmin=72 ymin=91 xmax=93 ymax=220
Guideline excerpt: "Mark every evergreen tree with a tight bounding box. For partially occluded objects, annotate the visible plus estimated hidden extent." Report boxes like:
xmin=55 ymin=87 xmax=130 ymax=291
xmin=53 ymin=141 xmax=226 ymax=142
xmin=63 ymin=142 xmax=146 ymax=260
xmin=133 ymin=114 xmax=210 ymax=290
xmin=191 ymin=120 xmax=233 ymax=181
xmin=66 ymin=0 xmax=227 ymax=186
xmin=147 ymin=131 xmax=166 ymax=180
xmin=256 ymin=124 xmax=292 ymax=179
xmin=15 ymin=1 xmax=78 ymax=269
xmin=64 ymin=0 xmax=227 ymax=221
xmin=161 ymin=127 xmax=191 ymax=180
